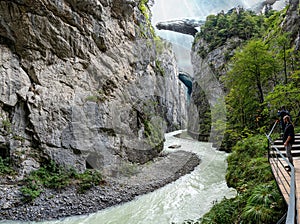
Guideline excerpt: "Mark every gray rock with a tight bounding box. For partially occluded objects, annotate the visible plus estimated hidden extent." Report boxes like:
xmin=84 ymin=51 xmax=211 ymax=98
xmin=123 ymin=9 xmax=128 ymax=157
xmin=168 ymin=144 xmax=181 ymax=149
xmin=0 ymin=0 xmax=187 ymax=174
xmin=189 ymin=37 xmax=231 ymax=148
xmin=0 ymin=47 xmax=31 ymax=107
xmin=19 ymin=158 xmax=40 ymax=177
xmin=156 ymin=19 xmax=205 ymax=36
xmin=0 ymin=136 xmax=5 ymax=143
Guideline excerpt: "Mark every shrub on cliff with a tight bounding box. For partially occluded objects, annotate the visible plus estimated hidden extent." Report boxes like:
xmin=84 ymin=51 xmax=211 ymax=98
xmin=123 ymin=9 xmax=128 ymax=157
xmin=225 ymin=135 xmax=270 ymax=188
xmin=0 ymin=157 xmax=15 ymax=176
xmin=21 ymin=161 xmax=103 ymax=202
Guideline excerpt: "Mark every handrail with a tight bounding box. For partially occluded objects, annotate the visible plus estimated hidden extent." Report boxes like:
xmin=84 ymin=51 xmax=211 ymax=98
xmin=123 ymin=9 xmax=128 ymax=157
xmin=266 ymin=121 xmax=297 ymax=224
xmin=267 ymin=120 xmax=278 ymax=139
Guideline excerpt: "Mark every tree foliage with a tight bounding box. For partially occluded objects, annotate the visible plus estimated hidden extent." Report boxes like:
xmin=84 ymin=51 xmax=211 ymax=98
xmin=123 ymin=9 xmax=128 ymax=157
xmin=196 ymin=8 xmax=264 ymax=51
xmin=0 ymin=157 xmax=15 ymax=176
xmin=193 ymin=4 xmax=300 ymax=224
xmin=223 ymin=9 xmax=300 ymax=135
xmin=225 ymin=39 xmax=278 ymax=130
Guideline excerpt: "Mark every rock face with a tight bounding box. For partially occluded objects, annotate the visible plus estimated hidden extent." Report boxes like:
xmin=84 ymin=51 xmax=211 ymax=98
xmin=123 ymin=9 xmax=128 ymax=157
xmin=156 ymin=19 xmax=205 ymax=36
xmin=251 ymin=0 xmax=287 ymax=13
xmin=189 ymin=37 xmax=230 ymax=148
xmin=0 ymin=0 xmax=187 ymax=175
xmin=178 ymin=72 xmax=192 ymax=95
xmin=282 ymin=0 xmax=300 ymax=49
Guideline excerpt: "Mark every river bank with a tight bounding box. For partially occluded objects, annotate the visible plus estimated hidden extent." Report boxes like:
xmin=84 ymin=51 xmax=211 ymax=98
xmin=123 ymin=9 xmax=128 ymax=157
xmin=52 ymin=130 xmax=235 ymax=224
xmin=0 ymin=150 xmax=200 ymax=222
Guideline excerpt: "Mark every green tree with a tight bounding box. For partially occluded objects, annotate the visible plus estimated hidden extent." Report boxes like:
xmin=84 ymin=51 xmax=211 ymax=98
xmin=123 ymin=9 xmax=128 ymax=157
xmin=270 ymin=33 xmax=295 ymax=84
xmin=265 ymin=83 xmax=300 ymax=124
xmin=225 ymin=40 xmax=279 ymax=128
xmin=196 ymin=8 xmax=264 ymax=52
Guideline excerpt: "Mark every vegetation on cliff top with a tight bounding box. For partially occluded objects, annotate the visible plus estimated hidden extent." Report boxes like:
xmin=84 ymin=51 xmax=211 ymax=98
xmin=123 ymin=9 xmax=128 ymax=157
xmin=194 ymin=7 xmax=264 ymax=52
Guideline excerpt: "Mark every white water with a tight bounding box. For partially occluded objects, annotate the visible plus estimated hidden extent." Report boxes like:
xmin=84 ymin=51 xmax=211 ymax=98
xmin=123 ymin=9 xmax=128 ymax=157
xmin=2 ymin=130 xmax=236 ymax=224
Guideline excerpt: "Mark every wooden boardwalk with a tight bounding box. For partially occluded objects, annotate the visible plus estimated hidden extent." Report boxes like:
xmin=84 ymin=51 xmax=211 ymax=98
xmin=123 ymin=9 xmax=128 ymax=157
xmin=269 ymin=134 xmax=300 ymax=223
xmin=296 ymin=158 xmax=300 ymax=224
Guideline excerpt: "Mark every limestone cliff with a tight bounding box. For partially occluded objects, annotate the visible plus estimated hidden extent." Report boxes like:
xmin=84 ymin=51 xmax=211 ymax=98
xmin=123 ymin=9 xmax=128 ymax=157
xmin=282 ymin=0 xmax=300 ymax=49
xmin=189 ymin=36 xmax=232 ymax=148
xmin=0 ymin=0 xmax=187 ymax=176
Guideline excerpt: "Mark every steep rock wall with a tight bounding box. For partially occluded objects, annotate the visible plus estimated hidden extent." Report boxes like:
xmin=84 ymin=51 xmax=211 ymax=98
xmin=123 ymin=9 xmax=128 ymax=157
xmin=189 ymin=37 xmax=236 ymax=148
xmin=282 ymin=0 xmax=300 ymax=49
xmin=0 ymin=0 xmax=187 ymax=175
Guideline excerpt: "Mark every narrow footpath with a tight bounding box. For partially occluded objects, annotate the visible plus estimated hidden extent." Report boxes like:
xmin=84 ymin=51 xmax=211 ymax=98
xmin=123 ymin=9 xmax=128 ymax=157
xmin=269 ymin=133 xmax=300 ymax=223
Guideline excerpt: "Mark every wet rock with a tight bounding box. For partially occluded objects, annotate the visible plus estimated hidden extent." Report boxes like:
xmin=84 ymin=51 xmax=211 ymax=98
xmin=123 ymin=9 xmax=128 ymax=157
xmin=168 ymin=144 xmax=181 ymax=149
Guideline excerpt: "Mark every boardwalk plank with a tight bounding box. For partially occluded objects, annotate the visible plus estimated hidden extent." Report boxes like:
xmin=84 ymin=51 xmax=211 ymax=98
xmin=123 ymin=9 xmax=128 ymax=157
xmin=269 ymin=134 xmax=300 ymax=224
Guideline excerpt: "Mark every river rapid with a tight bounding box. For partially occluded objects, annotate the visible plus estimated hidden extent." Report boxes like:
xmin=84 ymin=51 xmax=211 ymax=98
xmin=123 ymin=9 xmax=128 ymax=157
xmin=3 ymin=130 xmax=235 ymax=224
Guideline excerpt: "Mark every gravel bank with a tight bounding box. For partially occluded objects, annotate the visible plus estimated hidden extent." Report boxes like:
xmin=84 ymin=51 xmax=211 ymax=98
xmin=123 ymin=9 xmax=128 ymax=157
xmin=0 ymin=150 xmax=200 ymax=222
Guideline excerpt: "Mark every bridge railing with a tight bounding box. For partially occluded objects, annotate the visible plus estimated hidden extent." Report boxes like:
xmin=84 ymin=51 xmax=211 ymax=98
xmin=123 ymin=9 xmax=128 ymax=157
xmin=266 ymin=121 xmax=297 ymax=224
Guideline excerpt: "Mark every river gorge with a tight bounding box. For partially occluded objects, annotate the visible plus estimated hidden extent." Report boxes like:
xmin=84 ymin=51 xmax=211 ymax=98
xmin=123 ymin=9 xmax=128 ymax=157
xmin=0 ymin=0 xmax=297 ymax=223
